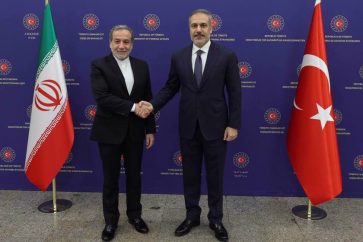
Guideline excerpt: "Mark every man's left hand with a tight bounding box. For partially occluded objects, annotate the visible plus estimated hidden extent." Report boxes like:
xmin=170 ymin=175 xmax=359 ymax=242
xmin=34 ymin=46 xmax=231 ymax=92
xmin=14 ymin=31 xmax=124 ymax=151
xmin=223 ymin=127 xmax=238 ymax=141
xmin=146 ymin=134 xmax=155 ymax=149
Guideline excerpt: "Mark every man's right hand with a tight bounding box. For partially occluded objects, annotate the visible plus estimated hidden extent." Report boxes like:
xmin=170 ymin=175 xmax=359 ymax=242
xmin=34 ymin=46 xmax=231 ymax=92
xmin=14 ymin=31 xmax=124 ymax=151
xmin=135 ymin=101 xmax=154 ymax=118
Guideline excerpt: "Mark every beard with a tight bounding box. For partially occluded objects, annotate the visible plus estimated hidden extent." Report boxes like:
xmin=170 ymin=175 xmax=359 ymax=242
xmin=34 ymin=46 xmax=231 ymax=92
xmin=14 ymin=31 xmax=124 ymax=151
xmin=113 ymin=51 xmax=129 ymax=60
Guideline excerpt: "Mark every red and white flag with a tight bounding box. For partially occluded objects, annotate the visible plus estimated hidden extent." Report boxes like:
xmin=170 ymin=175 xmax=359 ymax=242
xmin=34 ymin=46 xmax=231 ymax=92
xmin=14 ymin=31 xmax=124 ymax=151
xmin=287 ymin=0 xmax=342 ymax=205
xmin=25 ymin=2 xmax=74 ymax=191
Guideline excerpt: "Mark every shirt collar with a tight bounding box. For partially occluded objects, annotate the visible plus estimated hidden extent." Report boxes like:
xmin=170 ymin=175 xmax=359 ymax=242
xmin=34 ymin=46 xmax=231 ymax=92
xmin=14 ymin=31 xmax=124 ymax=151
xmin=114 ymin=56 xmax=130 ymax=67
xmin=192 ymin=40 xmax=211 ymax=55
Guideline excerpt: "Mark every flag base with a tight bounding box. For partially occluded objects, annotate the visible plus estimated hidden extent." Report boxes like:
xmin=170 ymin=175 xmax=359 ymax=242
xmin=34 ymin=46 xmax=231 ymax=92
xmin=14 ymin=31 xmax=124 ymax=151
xmin=292 ymin=205 xmax=327 ymax=220
xmin=38 ymin=199 xmax=72 ymax=213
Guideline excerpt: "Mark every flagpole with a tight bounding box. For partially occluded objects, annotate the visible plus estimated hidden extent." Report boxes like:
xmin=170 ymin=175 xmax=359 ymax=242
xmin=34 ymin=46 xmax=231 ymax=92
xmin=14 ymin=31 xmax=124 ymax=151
xmin=38 ymin=177 xmax=73 ymax=213
xmin=307 ymin=200 xmax=312 ymax=220
xmin=52 ymin=179 xmax=57 ymax=212
xmin=291 ymin=199 xmax=327 ymax=220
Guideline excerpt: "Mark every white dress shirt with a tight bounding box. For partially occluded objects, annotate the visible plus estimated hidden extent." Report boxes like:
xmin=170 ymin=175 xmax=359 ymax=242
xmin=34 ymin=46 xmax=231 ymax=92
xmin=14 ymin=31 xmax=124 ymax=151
xmin=114 ymin=56 xmax=136 ymax=112
xmin=192 ymin=40 xmax=211 ymax=74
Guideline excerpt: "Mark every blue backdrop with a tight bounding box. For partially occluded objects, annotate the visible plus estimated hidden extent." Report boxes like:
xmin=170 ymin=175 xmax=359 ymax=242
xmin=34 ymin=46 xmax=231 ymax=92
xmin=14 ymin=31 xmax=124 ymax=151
xmin=0 ymin=0 xmax=362 ymax=198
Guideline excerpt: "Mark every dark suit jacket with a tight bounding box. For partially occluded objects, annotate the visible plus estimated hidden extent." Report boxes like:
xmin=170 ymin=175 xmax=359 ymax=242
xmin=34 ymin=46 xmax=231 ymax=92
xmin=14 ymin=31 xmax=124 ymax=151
xmin=151 ymin=42 xmax=241 ymax=140
xmin=90 ymin=54 xmax=155 ymax=144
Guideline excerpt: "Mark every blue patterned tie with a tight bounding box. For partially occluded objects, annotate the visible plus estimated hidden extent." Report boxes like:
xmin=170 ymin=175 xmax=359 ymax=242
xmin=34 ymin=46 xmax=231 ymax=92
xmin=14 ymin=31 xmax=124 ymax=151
xmin=194 ymin=49 xmax=203 ymax=86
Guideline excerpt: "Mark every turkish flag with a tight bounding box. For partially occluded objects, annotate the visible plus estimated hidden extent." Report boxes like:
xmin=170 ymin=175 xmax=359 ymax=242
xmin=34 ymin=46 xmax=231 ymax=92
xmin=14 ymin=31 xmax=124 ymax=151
xmin=287 ymin=0 xmax=342 ymax=205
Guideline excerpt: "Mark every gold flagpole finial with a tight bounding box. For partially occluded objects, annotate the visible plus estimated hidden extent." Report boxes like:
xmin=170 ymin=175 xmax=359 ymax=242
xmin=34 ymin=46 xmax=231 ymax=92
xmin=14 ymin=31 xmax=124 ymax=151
xmin=45 ymin=0 xmax=49 ymax=5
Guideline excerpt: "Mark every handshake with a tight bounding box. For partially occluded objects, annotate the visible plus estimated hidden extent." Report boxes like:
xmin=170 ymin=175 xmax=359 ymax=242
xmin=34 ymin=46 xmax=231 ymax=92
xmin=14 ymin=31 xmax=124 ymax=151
xmin=135 ymin=101 xmax=154 ymax=118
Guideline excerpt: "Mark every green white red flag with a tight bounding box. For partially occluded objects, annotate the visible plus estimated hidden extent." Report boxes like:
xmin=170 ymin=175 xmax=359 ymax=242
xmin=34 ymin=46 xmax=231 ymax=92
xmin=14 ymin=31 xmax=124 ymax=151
xmin=25 ymin=2 xmax=74 ymax=191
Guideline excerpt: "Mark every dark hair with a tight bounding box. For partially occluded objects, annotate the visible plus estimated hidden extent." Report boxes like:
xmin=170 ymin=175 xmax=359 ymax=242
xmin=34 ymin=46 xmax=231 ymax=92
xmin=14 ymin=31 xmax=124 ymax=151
xmin=109 ymin=25 xmax=134 ymax=42
xmin=189 ymin=9 xmax=212 ymax=25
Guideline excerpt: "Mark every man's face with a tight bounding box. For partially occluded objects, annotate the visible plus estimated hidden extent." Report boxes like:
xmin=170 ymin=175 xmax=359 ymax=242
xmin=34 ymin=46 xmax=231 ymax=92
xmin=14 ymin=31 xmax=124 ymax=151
xmin=189 ymin=12 xmax=212 ymax=48
xmin=109 ymin=29 xmax=133 ymax=60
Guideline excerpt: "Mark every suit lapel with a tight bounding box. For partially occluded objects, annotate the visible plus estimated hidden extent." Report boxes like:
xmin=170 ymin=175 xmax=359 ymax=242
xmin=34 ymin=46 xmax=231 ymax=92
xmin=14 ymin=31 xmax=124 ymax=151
xmin=129 ymin=57 xmax=138 ymax=97
xmin=106 ymin=54 xmax=129 ymax=95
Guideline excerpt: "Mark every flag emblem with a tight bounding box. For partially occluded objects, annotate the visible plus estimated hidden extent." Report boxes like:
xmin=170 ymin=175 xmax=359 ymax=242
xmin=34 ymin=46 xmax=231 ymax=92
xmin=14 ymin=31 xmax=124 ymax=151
xmin=238 ymin=61 xmax=252 ymax=79
xmin=62 ymin=60 xmax=70 ymax=76
xmin=26 ymin=105 xmax=32 ymax=118
xmin=64 ymin=152 xmax=73 ymax=165
xmin=0 ymin=59 xmax=12 ymax=75
xmin=354 ymin=155 xmax=363 ymax=171
xmin=264 ymin=108 xmax=281 ymax=125
xmin=85 ymin=105 xmax=97 ymax=121
xmin=173 ymin=151 xmax=183 ymax=167
xmin=233 ymin=152 xmax=249 ymax=169
xmin=333 ymin=109 xmax=343 ymax=126
xmin=359 ymin=65 xmax=363 ymax=79
xmin=23 ymin=13 xmax=39 ymax=31
xmin=1 ymin=147 xmax=16 ymax=163
xmin=267 ymin=15 xmax=284 ymax=32
xmin=83 ymin=13 xmax=99 ymax=31
xmin=154 ymin=111 xmax=161 ymax=121
xmin=330 ymin=15 xmax=348 ymax=32
xmin=296 ymin=64 xmax=302 ymax=77
xmin=34 ymin=80 xmax=63 ymax=111
xmin=211 ymin=14 xmax=223 ymax=31
xmin=143 ymin=14 xmax=160 ymax=31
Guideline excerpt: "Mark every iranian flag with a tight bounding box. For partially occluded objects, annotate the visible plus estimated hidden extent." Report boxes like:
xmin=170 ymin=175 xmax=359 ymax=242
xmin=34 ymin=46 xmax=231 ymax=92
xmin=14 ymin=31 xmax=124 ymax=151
xmin=287 ymin=0 xmax=342 ymax=205
xmin=25 ymin=2 xmax=74 ymax=191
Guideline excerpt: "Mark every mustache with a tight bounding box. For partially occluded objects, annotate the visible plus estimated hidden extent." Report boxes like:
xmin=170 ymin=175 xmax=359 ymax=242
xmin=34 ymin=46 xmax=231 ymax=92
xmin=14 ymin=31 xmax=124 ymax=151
xmin=194 ymin=33 xmax=205 ymax=37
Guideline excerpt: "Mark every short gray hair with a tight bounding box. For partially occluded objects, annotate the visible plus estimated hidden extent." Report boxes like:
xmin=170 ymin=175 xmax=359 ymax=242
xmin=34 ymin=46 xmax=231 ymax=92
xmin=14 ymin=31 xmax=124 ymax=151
xmin=109 ymin=25 xmax=134 ymax=42
xmin=189 ymin=9 xmax=212 ymax=25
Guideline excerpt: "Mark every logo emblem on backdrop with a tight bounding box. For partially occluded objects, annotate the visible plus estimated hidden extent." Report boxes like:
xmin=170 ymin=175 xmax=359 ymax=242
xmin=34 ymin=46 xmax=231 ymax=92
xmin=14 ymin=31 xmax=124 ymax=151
xmin=264 ymin=108 xmax=281 ymax=125
xmin=143 ymin=14 xmax=160 ymax=31
xmin=62 ymin=60 xmax=70 ymax=76
xmin=154 ymin=111 xmax=161 ymax=121
xmin=26 ymin=105 xmax=32 ymax=118
xmin=0 ymin=147 xmax=16 ymax=163
xmin=333 ymin=109 xmax=343 ymax=126
xmin=85 ymin=105 xmax=97 ymax=121
xmin=359 ymin=65 xmax=363 ymax=79
xmin=267 ymin=15 xmax=284 ymax=32
xmin=330 ymin=15 xmax=348 ymax=33
xmin=297 ymin=64 xmax=302 ymax=77
xmin=354 ymin=155 xmax=363 ymax=172
xmin=64 ymin=152 xmax=73 ymax=165
xmin=238 ymin=62 xmax=252 ymax=79
xmin=173 ymin=151 xmax=183 ymax=167
xmin=23 ymin=13 xmax=39 ymax=31
xmin=233 ymin=152 xmax=249 ymax=169
xmin=34 ymin=80 xmax=63 ymax=111
xmin=211 ymin=14 xmax=222 ymax=31
xmin=0 ymin=59 xmax=12 ymax=76
xmin=83 ymin=14 xmax=100 ymax=31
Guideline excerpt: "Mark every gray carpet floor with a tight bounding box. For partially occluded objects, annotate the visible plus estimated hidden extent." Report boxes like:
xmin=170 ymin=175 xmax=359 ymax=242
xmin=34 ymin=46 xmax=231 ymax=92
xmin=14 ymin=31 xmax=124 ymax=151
xmin=0 ymin=190 xmax=361 ymax=242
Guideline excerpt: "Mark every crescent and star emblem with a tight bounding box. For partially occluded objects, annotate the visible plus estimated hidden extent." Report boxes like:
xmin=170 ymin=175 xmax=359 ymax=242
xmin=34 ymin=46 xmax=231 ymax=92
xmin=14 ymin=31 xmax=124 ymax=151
xmin=293 ymin=54 xmax=334 ymax=130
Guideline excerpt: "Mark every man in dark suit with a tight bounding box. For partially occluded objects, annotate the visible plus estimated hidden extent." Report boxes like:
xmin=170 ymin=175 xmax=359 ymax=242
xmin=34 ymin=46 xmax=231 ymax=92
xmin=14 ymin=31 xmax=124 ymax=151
xmin=90 ymin=25 xmax=155 ymax=241
xmin=139 ymin=9 xmax=241 ymax=242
